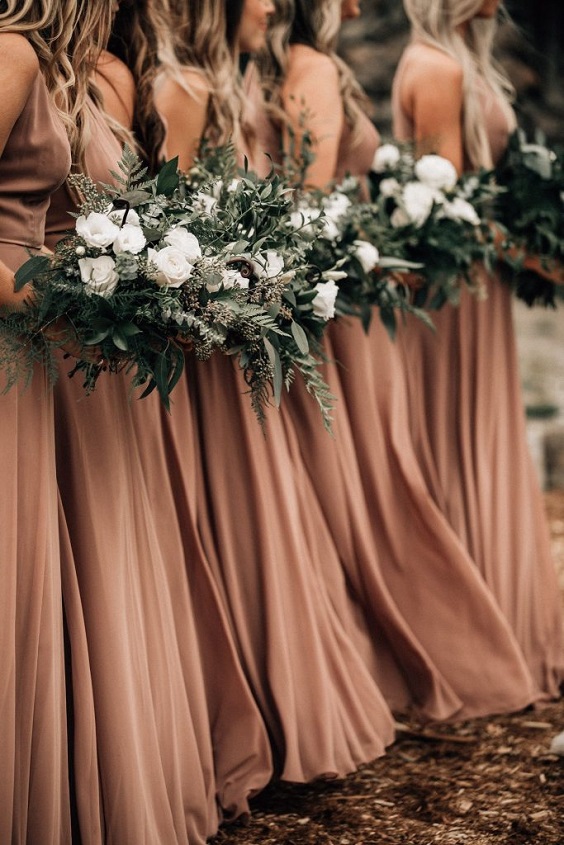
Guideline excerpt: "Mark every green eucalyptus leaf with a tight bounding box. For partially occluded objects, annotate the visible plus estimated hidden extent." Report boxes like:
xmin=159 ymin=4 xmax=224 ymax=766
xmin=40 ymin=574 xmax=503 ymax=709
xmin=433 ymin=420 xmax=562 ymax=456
xmin=14 ymin=255 xmax=51 ymax=292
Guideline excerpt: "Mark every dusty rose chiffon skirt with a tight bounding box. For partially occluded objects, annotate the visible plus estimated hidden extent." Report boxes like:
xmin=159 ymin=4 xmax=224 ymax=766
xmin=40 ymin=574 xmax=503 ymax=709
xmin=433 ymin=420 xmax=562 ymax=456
xmin=399 ymin=275 xmax=564 ymax=696
xmin=0 ymin=244 xmax=70 ymax=844
xmin=183 ymin=352 xmax=396 ymax=781
xmin=284 ymin=314 xmax=540 ymax=719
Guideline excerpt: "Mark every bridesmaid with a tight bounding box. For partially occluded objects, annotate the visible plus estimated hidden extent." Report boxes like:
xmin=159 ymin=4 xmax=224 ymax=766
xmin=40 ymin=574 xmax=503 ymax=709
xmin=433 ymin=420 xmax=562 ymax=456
xmin=47 ymin=1 xmax=273 ymax=840
xmin=155 ymin=0 xmax=397 ymax=781
xmin=394 ymin=0 xmax=564 ymax=696
xmin=0 ymin=1 xmax=74 ymax=840
xmin=260 ymin=0 xmax=541 ymax=719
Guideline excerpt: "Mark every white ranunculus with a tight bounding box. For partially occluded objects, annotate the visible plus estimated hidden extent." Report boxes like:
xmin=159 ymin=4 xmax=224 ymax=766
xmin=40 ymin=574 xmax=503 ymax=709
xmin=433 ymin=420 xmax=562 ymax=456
xmin=439 ymin=197 xmax=481 ymax=226
xmin=379 ymin=177 xmax=401 ymax=198
xmin=353 ymin=240 xmax=380 ymax=272
xmin=401 ymin=181 xmax=438 ymax=227
xmin=253 ymin=250 xmax=284 ymax=279
xmin=113 ymin=223 xmax=147 ymax=255
xmin=76 ymin=212 xmax=120 ymax=249
xmin=312 ymin=280 xmax=339 ymax=321
xmin=163 ymin=227 xmax=202 ymax=262
xmin=107 ymin=206 xmax=141 ymax=227
xmin=371 ymin=143 xmax=401 ymax=173
xmin=414 ymin=154 xmax=458 ymax=191
xmin=78 ymin=255 xmax=119 ymax=298
xmin=147 ymin=246 xmax=194 ymax=287
xmin=221 ymin=268 xmax=250 ymax=290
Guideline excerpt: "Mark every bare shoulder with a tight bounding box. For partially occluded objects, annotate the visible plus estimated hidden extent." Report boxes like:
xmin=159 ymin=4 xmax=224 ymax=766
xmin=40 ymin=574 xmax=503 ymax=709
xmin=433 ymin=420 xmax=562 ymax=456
xmin=402 ymin=43 xmax=463 ymax=89
xmin=0 ymin=32 xmax=39 ymax=83
xmin=95 ymin=50 xmax=135 ymax=97
xmin=287 ymin=44 xmax=338 ymax=83
xmin=157 ymin=67 xmax=210 ymax=110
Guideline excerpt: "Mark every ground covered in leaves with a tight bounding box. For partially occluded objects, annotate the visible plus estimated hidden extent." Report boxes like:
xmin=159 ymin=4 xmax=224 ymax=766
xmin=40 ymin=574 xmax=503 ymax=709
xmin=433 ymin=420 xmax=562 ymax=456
xmin=211 ymin=492 xmax=564 ymax=844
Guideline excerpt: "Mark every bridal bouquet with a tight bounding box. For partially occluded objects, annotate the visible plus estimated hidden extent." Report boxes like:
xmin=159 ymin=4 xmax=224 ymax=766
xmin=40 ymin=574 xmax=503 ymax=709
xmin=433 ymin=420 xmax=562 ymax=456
xmin=493 ymin=130 xmax=564 ymax=307
xmin=285 ymin=183 xmax=429 ymax=337
xmin=366 ymin=143 xmax=496 ymax=309
xmin=0 ymin=148 xmax=335 ymax=426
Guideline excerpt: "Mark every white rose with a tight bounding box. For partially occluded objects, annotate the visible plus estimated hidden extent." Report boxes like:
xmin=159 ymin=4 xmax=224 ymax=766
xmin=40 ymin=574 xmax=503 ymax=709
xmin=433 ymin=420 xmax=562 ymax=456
xmin=414 ymin=154 xmax=458 ymax=191
xmin=439 ymin=197 xmax=481 ymax=226
xmin=371 ymin=143 xmax=401 ymax=172
xmin=76 ymin=212 xmax=120 ymax=249
xmin=252 ymin=250 xmax=284 ymax=279
xmin=148 ymin=246 xmax=194 ymax=288
xmin=113 ymin=223 xmax=147 ymax=255
xmin=353 ymin=240 xmax=380 ymax=272
xmin=321 ymin=217 xmax=340 ymax=241
xmin=401 ymin=181 xmax=438 ymax=227
xmin=221 ymin=268 xmax=250 ymax=290
xmin=312 ymin=280 xmax=339 ymax=321
xmin=78 ymin=255 xmax=119 ymax=298
xmin=323 ymin=192 xmax=351 ymax=222
xmin=289 ymin=205 xmax=321 ymax=234
xmin=163 ymin=227 xmax=202 ymax=261
xmin=379 ymin=177 xmax=401 ymax=198
xmin=106 ymin=206 xmax=141 ymax=227
xmin=193 ymin=191 xmax=218 ymax=214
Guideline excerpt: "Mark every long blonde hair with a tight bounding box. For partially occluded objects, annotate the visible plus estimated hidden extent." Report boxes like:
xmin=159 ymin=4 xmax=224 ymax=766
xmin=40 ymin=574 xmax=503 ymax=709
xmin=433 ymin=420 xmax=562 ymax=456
xmin=0 ymin=0 xmax=76 ymax=142
xmin=403 ymin=0 xmax=515 ymax=168
xmin=261 ymin=0 xmax=370 ymax=144
xmin=165 ymin=0 xmax=243 ymax=149
xmin=66 ymin=0 xmax=116 ymax=170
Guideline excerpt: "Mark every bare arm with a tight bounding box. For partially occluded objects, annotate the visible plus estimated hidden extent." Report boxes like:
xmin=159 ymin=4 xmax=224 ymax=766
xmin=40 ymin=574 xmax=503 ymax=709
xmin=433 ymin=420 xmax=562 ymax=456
xmin=0 ymin=34 xmax=41 ymax=307
xmin=282 ymin=47 xmax=344 ymax=189
xmin=155 ymin=70 xmax=210 ymax=172
xmin=400 ymin=47 xmax=465 ymax=174
xmin=93 ymin=50 xmax=135 ymax=129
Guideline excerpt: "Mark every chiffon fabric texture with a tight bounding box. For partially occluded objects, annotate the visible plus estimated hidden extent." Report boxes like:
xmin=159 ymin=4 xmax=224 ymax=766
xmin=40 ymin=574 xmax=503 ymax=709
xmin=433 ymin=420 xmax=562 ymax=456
xmin=159 ymin=64 xmax=397 ymax=780
xmin=272 ymin=43 xmax=539 ymax=721
xmin=46 ymin=105 xmax=272 ymax=844
xmin=0 ymin=64 xmax=72 ymax=843
xmin=393 ymin=44 xmax=564 ymax=698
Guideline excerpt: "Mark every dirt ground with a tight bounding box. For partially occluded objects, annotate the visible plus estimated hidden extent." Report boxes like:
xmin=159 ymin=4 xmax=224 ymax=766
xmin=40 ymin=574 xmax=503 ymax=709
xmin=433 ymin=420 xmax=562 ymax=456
xmin=211 ymin=492 xmax=564 ymax=845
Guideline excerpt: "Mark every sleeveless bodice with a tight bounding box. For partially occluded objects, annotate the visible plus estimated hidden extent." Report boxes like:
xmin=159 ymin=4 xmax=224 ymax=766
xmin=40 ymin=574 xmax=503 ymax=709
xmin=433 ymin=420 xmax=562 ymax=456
xmin=392 ymin=44 xmax=511 ymax=167
xmin=0 ymin=70 xmax=70 ymax=252
xmin=45 ymin=102 xmax=122 ymax=250
xmin=242 ymin=61 xmax=281 ymax=177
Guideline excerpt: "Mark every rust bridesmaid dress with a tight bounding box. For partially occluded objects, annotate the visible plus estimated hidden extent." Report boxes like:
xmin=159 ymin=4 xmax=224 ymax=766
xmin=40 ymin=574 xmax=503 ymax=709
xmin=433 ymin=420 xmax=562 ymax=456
xmin=0 ymin=41 xmax=72 ymax=844
xmin=155 ymin=62 xmax=397 ymax=781
xmin=393 ymin=44 xmax=564 ymax=698
xmin=46 ymin=101 xmax=272 ymax=844
xmin=272 ymin=44 xmax=540 ymax=721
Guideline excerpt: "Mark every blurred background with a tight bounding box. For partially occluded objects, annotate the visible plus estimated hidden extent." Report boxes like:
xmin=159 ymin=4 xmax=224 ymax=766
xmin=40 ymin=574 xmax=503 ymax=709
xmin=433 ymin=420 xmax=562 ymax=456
xmin=340 ymin=0 xmax=564 ymax=489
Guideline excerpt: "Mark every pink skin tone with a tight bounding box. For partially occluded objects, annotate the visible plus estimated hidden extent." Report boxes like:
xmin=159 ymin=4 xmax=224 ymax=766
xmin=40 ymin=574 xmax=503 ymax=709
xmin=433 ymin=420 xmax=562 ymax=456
xmin=341 ymin=0 xmax=361 ymax=21
xmin=237 ymin=0 xmax=275 ymax=54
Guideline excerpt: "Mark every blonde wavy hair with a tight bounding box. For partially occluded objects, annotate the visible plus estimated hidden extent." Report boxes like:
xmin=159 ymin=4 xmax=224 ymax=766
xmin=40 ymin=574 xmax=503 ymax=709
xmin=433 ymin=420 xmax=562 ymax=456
xmin=164 ymin=0 xmax=243 ymax=150
xmin=0 ymin=0 xmax=77 ymax=143
xmin=66 ymin=0 xmax=116 ymax=170
xmin=403 ymin=0 xmax=516 ymax=168
xmin=260 ymin=0 xmax=370 ymax=144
